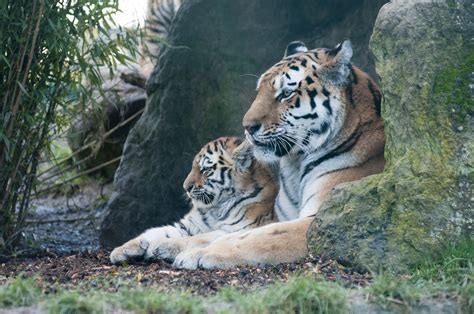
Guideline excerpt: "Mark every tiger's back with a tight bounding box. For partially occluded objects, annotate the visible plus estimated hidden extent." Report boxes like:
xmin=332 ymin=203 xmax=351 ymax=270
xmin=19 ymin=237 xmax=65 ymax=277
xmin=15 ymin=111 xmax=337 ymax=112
xmin=140 ymin=0 xmax=182 ymax=77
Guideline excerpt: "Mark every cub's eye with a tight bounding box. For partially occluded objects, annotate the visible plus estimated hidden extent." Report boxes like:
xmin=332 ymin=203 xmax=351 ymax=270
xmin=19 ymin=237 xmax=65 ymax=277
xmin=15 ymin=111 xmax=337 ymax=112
xmin=277 ymin=89 xmax=295 ymax=102
xmin=201 ymin=168 xmax=212 ymax=176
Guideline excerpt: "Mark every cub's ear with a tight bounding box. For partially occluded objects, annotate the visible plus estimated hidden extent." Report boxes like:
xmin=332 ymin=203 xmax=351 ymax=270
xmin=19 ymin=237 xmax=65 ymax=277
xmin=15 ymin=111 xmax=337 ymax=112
xmin=329 ymin=39 xmax=353 ymax=65
xmin=284 ymin=41 xmax=308 ymax=58
xmin=232 ymin=140 xmax=253 ymax=172
xmin=319 ymin=39 xmax=353 ymax=86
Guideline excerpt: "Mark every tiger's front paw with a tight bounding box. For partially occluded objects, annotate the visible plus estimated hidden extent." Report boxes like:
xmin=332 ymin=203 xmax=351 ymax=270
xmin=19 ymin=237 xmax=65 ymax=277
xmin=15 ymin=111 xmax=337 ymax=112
xmin=148 ymin=238 xmax=184 ymax=262
xmin=110 ymin=238 xmax=149 ymax=264
xmin=173 ymin=248 xmax=233 ymax=269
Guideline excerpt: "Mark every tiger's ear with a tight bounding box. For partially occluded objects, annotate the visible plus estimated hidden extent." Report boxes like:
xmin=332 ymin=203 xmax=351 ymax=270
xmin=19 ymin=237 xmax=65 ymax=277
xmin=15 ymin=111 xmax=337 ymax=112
xmin=319 ymin=40 xmax=353 ymax=86
xmin=232 ymin=140 xmax=253 ymax=172
xmin=284 ymin=41 xmax=308 ymax=58
xmin=329 ymin=40 xmax=353 ymax=65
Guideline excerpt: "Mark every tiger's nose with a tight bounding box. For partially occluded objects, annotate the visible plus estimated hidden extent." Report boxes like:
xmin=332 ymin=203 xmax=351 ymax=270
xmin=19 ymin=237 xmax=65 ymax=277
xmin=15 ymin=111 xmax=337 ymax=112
xmin=244 ymin=122 xmax=261 ymax=135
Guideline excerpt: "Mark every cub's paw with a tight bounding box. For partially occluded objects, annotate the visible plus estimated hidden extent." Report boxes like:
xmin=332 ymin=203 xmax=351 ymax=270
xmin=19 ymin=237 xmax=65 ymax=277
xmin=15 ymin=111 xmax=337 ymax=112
xmin=173 ymin=248 xmax=232 ymax=269
xmin=110 ymin=238 xmax=149 ymax=264
xmin=148 ymin=239 xmax=184 ymax=262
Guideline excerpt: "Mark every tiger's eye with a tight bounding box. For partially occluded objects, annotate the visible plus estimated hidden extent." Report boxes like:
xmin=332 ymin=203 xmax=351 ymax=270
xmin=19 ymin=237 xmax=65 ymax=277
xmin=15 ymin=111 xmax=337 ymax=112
xmin=284 ymin=90 xmax=292 ymax=97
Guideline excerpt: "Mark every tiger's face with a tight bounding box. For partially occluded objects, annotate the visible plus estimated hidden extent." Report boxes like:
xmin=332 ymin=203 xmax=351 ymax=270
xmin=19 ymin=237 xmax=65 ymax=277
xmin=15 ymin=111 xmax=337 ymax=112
xmin=183 ymin=137 xmax=252 ymax=208
xmin=243 ymin=40 xmax=354 ymax=163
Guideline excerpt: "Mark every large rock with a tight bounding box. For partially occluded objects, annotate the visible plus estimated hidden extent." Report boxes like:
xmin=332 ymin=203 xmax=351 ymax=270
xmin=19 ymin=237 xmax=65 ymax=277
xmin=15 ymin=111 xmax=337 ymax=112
xmin=308 ymin=0 xmax=473 ymax=272
xmin=100 ymin=0 xmax=387 ymax=247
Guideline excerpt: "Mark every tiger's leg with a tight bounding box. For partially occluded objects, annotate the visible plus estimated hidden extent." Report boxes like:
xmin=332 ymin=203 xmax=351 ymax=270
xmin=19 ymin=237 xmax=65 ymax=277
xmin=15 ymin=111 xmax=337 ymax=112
xmin=110 ymin=225 xmax=184 ymax=264
xmin=173 ymin=218 xmax=313 ymax=269
xmin=152 ymin=230 xmax=228 ymax=262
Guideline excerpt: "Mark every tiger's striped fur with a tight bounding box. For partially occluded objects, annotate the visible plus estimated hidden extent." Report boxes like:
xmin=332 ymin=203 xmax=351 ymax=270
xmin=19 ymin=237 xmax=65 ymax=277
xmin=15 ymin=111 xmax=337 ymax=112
xmin=173 ymin=40 xmax=385 ymax=269
xmin=140 ymin=0 xmax=182 ymax=78
xmin=110 ymin=137 xmax=277 ymax=264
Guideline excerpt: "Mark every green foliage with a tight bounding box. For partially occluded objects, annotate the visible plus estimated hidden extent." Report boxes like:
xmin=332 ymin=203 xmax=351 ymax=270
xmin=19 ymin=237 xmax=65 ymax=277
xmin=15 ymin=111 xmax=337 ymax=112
xmin=216 ymin=276 xmax=349 ymax=314
xmin=118 ymin=289 xmax=203 ymax=314
xmin=0 ymin=0 xmax=141 ymax=253
xmin=368 ymin=238 xmax=474 ymax=311
xmin=0 ymin=277 xmax=40 ymax=307
xmin=48 ymin=291 xmax=102 ymax=314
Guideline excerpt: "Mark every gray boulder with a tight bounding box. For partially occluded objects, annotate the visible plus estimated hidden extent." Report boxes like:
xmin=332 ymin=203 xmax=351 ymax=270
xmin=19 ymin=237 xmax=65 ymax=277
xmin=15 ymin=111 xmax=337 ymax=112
xmin=308 ymin=0 xmax=473 ymax=272
xmin=100 ymin=0 xmax=387 ymax=247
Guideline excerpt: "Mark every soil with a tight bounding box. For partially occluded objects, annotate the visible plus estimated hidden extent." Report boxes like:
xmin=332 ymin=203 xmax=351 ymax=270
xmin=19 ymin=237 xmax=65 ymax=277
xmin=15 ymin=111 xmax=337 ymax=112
xmin=3 ymin=182 xmax=371 ymax=296
xmin=0 ymin=251 xmax=371 ymax=295
xmin=19 ymin=182 xmax=113 ymax=255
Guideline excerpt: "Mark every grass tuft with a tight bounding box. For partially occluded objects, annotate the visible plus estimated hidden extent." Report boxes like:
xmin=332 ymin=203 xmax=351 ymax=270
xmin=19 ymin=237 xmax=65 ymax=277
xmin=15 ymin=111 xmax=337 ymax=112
xmin=369 ymin=238 xmax=473 ymax=311
xmin=217 ymin=276 xmax=348 ymax=314
xmin=118 ymin=289 xmax=204 ymax=314
xmin=0 ymin=276 xmax=40 ymax=307
xmin=48 ymin=292 xmax=100 ymax=314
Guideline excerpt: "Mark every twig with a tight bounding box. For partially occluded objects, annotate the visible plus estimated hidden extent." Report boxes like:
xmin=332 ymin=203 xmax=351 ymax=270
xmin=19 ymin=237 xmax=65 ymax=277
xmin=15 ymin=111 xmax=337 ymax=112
xmin=32 ymin=155 xmax=121 ymax=197
xmin=35 ymin=107 xmax=144 ymax=179
xmin=25 ymin=215 xmax=95 ymax=224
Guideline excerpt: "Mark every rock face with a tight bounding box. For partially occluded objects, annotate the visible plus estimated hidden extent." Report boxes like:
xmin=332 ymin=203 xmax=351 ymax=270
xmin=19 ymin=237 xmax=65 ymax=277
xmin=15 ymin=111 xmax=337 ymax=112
xmin=308 ymin=0 xmax=473 ymax=272
xmin=100 ymin=0 xmax=387 ymax=247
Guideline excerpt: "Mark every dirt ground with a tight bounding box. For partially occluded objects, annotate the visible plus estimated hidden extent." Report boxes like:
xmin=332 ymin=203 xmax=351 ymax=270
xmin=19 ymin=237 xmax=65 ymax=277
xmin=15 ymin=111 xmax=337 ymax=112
xmin=2 ymin=183 xmax=370 ymax=295
xmin=0 ymin=251 xmax=371 ymax=295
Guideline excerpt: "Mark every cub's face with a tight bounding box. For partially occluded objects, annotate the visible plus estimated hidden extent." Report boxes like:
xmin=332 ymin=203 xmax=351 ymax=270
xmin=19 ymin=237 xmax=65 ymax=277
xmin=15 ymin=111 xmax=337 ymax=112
xmin=243 ymin=40 xmax=354 ymax=163
xmin=183 ymin=137 xmax=251 ymax=208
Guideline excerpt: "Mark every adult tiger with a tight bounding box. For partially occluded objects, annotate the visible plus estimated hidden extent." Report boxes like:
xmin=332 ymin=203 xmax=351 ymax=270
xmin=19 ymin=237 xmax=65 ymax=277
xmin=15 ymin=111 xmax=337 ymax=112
xmin=110 ymin=137 xmax=277 ymax=264
xmin=173 ymin=40 xmax=385 ymax=269
xmin=140 ymin=0 xmax=182 ymax=78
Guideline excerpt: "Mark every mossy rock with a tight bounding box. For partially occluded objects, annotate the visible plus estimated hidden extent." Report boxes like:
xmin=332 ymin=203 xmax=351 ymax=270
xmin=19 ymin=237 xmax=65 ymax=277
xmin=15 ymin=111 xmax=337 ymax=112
xmin=308 ymin=0 xmax=473 ymax=273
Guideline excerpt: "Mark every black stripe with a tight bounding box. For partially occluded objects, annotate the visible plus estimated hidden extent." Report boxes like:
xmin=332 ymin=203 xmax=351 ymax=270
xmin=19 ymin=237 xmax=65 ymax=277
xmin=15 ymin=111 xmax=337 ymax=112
xmin=218 ymin=186 xmax=263 ymax=221
xmin=350 ymin=65 xmax=358 ymax=85
xmin=197 ymin=208 xmax=211 ymax=229
xmin=368 ymin=79 xmax=382 ymax=116
xmin=294 ymin=97 xmax=301 ymax=108
xmin=308 ymin=53 xmax=319 ymax=62
xmin=300 ymin=193 xmax=317 ymax=211
xmin=289 ymin=66 xmax=299 ymax=71
xmin=305 ymin=76 xmax=315 ymax=85
xmin=322 ymin=99 xmax=332 ymax=115
xmin=301 ymin=130 xmax=361 ymax=180
xmin=279 ymin=173 xmax=298 ymax=206
xmin=307 ymin=89 xmax=317 ymax=109
xmin=322 ymin=87 xmax=330 ymax=97
xmin=275 ymin=198 xmax=289 ymax=221
xmin=310 ymin=122 xmax=329 ymax=136
xmin=347 ymin=83 xmax=355 ymax=108
xmin=237 ymin=217 xmax=260 ymax=230
xmin=293 ymin=112 xmax=318 ymax=120
xmin=226 ymin=209 xmax=249 ymax=226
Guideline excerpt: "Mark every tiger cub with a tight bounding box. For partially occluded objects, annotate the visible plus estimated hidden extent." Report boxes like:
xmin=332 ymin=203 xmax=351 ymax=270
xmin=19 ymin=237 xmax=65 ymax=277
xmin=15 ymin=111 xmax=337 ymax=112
xmin=110 ymin=137 xmax=277 ymax=264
